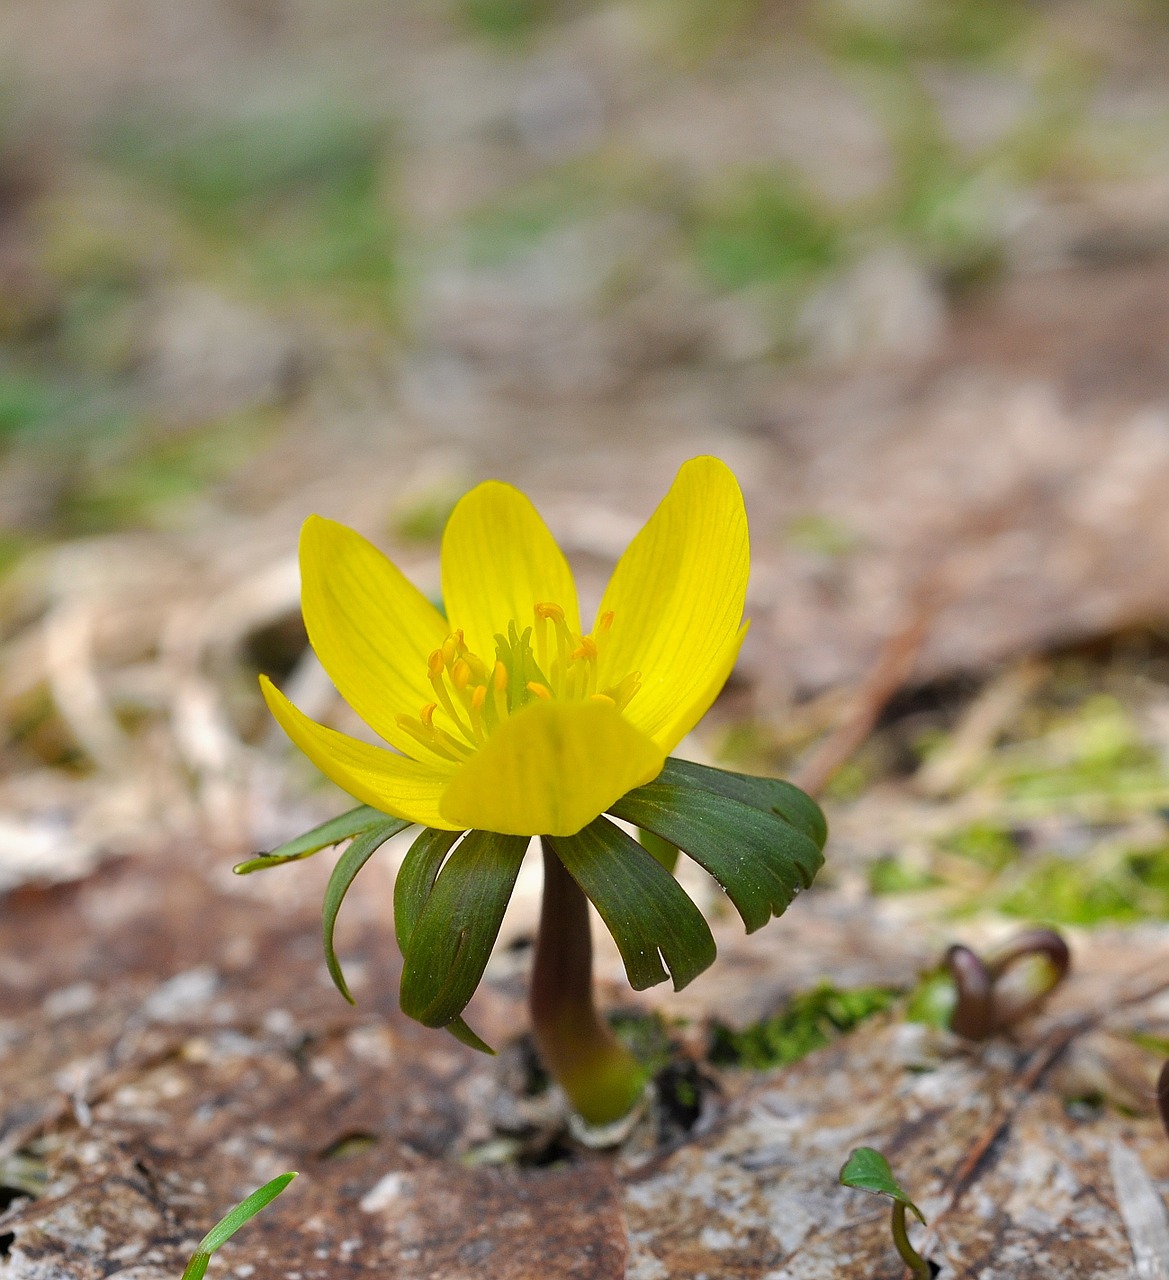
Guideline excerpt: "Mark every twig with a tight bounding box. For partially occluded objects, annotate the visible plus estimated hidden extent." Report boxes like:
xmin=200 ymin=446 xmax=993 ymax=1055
xmin=794 ymin=605 xmax=935 ymax=798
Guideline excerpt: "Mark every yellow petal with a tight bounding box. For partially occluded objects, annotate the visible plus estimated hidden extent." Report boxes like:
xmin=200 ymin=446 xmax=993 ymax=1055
xmin=438 ymin=699 xmax=664 ymax=837
xmin=441 ymin=481 xmax=580 ymax=663
xmin=261 ymin=676 xmax=461 ymax=830
xmin=300 ymin=515 xmax=451 ymax=766
xmin=596 ymin=457 xmax=748 ymax=754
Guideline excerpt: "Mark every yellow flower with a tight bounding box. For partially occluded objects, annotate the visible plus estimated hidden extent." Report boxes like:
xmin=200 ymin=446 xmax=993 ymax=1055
xmin=261 ymin=456 xmax=749 ymax=837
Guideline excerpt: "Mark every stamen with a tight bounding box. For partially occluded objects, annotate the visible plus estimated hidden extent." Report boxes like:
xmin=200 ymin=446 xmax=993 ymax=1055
xmin=596 ymin=606 xmax=614 ymax=660
xmin=429 ymin=667 xmax=476 ymax=744
xmin=464 ymin=652 xmax=488 ymax=683
xmin=395 ymin=713 xmax=468 ymax=762
xmin=602 ymin=671 xmax=641 ymax=711
xmin=469 ymin=684 xmax=487 ymax=741
xmin=571 ymin=634 xmax=598 ymax=698
xmin=413 ymin=607 xmax=639 ymax=754
xmin=534 ymin=603 xmax=558 ymax=676
xmin=492 ymin=661 xmax=509 ymax=723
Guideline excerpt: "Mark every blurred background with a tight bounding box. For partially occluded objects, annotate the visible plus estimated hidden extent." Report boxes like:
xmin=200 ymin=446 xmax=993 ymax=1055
xmin=5 ymin=0 xmax=1169 ymax=933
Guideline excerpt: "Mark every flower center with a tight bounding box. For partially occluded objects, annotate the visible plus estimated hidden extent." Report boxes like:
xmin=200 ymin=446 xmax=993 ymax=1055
xmin=395 ymin=602 xmax=640 ymax=762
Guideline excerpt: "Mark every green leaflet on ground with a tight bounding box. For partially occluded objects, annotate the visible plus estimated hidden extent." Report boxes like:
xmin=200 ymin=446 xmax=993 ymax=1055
xmin=839 ymin=1147 xmax=925 ymax=1222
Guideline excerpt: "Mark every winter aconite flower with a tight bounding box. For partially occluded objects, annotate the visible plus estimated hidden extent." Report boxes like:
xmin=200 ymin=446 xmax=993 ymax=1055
xmin=261 ymin=456 xmax=749 ymax=838
xmin=250 ymin=457 xmax=825 ymax=1127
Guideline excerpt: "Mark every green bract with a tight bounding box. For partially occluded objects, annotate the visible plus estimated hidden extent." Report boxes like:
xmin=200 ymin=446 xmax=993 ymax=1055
xmin=239 ymin=760 xmax=826 ymax=1051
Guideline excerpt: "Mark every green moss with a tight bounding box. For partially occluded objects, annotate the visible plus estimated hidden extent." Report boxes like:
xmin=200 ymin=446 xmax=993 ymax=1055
xmin=0 ymin=368 xmax=71 ymax=440
xmin=391 ymin=486 xmax=465 ymax=544
xmin=62 ymin=418 xmax=270 ymax=533
xmin=998 ymin=844 xmax=1169 ymax=925
xmin=868 ymin=855 xmax=942 ymax=895
xmin=999 ymin=695 xmax=1166 ymax=811
xmin=820 ymin=0 xmax=1033 ymax=66
xmin=709 ymin=983 xmax=898 ymax=1069
xmin=691 ymin=171 xmax=841 ymax=292
xmin=98 ymin=107 xmax=396 ymax=316
xmin=822 ymin=759 xmax=870 ymax=802
xmin=786 ymin=514 xmax=858 ymax=557
xmin=460 ymin=0 xmax=556 ymax=42
xmin=610 ymin=1009 xmax=681 ymax=1077
xmin=905 ymin=968 xmax=958 ymax=1030
xmin=941 ymin=822 xmax=1019 ymax=872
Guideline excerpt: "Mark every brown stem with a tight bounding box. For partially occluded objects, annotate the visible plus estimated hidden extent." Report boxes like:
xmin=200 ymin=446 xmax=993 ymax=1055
xmin=945 ymin=944 xmax=995 ymax=1040
xmin=530 ymin=839 xmax=646 ymax=1126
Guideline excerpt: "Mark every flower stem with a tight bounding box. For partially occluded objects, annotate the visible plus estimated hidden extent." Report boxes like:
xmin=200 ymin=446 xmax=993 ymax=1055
xmin=891 ymin=1202 xmax=931 ymax=1280
xmin=530 ymin=839 xmax=647 ymax=1127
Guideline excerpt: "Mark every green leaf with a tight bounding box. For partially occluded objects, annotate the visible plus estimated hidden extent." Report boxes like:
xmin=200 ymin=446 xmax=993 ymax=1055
xmin=639 ymin=827 xmax=680 ymax=873
xmin=546 ymin=817 xmax=716 ymax=992
xmin=181 ymin=1172 xmax=298 ymax=1280
xmin=322 ymin=818 xmax=411 ymax=1004
xmin=234 ymin=805 xmax=394 ymax=874
xmin=610 ymin=763 xmax=824 ymax=933
xmin=839 ymin=1147 xmax=926 ymax=1223
xmin=399 ymin=830 xmax=529 ymax=1028
xmin=393 ymin=827 xmax=463 ymax=955
xmin=392 ymin=827 xmax=496 ymax=1054
xmin=442 ymin=1015 xmax=495 ymax=1054
xmin=659 ymin=757 xmax=827 ymax=849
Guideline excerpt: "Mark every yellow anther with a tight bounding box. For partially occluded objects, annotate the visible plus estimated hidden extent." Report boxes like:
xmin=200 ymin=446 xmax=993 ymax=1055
xmin=493 ymin=661 xmax=510 ymax=723
xmin=441 ymin=635 xmax=459 ymax=668
xmin=420 ymin=701 xmax=437 ymax=727
xmin=526 ymin=681 xmax=552 ymax=701
xmin=468 ymin=683 xmax=488 ymax=742
xmin=429 ymin=665 xmax=475 ymax=745
xmin=492 ymin=661 xmax=508 ymax=690
xmin=395 ymin=713 xmax=467 ymax=763
xmin=597 ymin=611 xmax=614 ymax=634
xmin=451 ymin=658 xmax=472 ymax=691
xmin=589 ymin=693 xmax=615 ymax=707
xmin=464 ymin=652 xmax=488 ymax=683
xmin=603 ymin=671 xmax=641 ymax=711
xmin=427 ymin=649 xmax=446 ymax=680
xmin=571 ymin=636 xmax=598 ymax=661
xmin=535 ymin=602 xmax=565 ymax=622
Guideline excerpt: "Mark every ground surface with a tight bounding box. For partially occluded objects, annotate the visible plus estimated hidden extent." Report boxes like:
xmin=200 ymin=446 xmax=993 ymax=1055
xmin=6 ymin=1 xmax=1169 ymax=1276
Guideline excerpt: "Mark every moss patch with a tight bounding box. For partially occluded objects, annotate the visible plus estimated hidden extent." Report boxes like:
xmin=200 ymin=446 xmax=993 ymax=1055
xmin=708 ymin=983 xmax=898 ymax=1070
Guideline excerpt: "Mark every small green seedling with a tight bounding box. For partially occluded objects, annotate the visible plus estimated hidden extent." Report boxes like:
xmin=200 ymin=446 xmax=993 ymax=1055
xmin=839 ymin=1147 xmax=931 ymax=1279
xmin=909 ymin=928 xmax=1069 ymax=1040
xmin=179 ymin=1172 xmax=297 ymax=1280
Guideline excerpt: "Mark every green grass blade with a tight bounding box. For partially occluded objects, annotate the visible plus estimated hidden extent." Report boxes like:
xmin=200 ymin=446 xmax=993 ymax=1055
xmin=180 ymin=1172 xmax=297 ymax=1280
